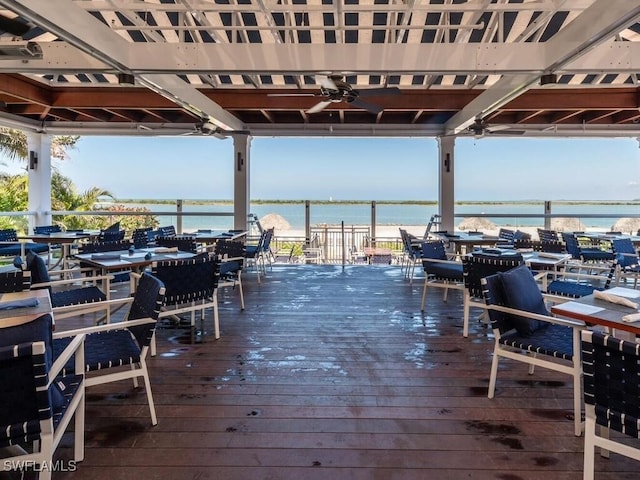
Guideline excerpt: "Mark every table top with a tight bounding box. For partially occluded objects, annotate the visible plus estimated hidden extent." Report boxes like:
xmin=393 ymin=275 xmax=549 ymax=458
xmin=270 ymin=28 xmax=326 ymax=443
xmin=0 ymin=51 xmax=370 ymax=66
xmin=74 ymin=247 xmax=196 ymax=270
xmin=363 ymin=247 xmax=392 ymax=255
xmin=185 ymin=230 xmax=248 ymax=242
xmin=19 ymin=231 xmax=100 ymax=244
xmin=437 ymin=232 xmax=500 ymax=244
xmin=0 ymin=289 xmax=52 ymax=327
xmin=551 ymin=286 xmax=640 ymax=335
xmin=521 ymin=251 xmax=572 ymax=268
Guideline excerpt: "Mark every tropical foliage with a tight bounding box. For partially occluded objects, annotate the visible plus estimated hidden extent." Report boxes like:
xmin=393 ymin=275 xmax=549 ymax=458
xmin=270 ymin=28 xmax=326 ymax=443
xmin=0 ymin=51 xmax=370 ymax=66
xmin=0 ymin=127 xmax=79 ymax=161
xmin=0 ymin=129 xmax=157 ymax=232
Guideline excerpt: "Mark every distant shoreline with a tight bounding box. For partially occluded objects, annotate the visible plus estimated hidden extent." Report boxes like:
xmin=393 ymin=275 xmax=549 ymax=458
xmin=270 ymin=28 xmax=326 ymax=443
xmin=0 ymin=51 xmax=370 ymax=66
xmin=114 ymin=199 xmax=640 ymax=206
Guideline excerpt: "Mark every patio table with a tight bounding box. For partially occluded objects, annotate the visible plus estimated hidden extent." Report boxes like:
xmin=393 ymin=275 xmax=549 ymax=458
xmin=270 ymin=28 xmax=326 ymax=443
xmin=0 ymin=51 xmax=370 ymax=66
xmin=551 ymin=286 xmax=640 ymax=335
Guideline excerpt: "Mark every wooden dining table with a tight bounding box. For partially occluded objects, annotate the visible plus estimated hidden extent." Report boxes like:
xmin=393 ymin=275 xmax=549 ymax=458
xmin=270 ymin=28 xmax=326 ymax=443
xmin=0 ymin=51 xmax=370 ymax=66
xmin=0 ymin=288 xmax=52 ymax=328
xmin=436 ymin=232 xmax=501 ymax=255
xmin=551 ymin=286 xmax=640 ymax=335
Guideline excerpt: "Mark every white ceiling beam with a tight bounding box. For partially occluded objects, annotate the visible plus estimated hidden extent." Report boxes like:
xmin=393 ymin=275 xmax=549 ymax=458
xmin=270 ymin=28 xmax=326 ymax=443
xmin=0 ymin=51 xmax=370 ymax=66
xmin=444 ymin=0 xmax=640 ymax=134
xmin=0 ymin=0 xmax=245 ymax=131
xmin=2 ymin=41 xmax=640 ymax=76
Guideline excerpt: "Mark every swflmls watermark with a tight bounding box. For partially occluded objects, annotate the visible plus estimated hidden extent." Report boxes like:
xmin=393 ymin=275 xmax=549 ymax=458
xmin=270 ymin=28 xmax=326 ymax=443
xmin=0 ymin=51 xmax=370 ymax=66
xmin=3 ymin=459 xmax=78 ymax=472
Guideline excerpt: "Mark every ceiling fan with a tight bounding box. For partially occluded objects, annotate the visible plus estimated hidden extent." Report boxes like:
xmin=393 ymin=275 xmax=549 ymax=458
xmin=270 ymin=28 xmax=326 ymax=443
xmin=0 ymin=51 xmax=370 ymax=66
xmin=270 ymin=75 xmax=401 ymax=115
xmin=181 ymin=120 xmax=250 ymax=139
xmin=467 ymin=118 xmax=526 ymax=138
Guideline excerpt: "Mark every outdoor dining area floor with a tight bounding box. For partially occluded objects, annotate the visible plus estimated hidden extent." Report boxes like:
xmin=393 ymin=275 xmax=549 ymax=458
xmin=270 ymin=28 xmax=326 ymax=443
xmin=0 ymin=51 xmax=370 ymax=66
xmin=49 ymin=264 xmax=638 ymax=480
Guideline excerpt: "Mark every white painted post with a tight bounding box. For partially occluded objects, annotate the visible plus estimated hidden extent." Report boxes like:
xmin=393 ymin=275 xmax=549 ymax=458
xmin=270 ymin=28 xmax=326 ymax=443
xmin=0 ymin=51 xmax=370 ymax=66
xmin=438 ymin=136 xmax=455 ymax=233
xmin=233 ymin=135 xmax=251 ymax=231
xmin=26 ymin=133 xmax=52 ymax=233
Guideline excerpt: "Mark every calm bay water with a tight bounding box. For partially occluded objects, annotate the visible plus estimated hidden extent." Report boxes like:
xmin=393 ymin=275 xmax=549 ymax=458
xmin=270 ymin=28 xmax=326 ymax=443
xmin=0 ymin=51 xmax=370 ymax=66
xmin=123 ymin=201 xmax=640 ymax=231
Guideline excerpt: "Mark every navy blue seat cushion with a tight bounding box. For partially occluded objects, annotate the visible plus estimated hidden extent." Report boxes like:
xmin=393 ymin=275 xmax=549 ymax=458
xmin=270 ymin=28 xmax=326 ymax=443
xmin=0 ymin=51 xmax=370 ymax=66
xmin=500 ymin=323 xmax=574 ymax=360
xmin=498 ymin=265 xmax=549 ymax=336
xmin=547 ymin=280 xmax=597 ymax=298
xmin=581 ymin=249 xmax=615 ymax=261
xmin=0 ymin=314 xmax=65 ymax=410
xmin=423 ymin=261 xmax=463 ymax=281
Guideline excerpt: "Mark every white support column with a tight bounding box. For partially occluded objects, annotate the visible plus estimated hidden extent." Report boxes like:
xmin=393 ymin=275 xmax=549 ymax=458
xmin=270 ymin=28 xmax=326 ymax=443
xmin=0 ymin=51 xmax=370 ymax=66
xmin=26 ymin=132 xmax=52 ymax=233
xmin=233 ymin=134 xmax=251 ymax=231
xmin=437 ymin=136 xmax=455 ymax=233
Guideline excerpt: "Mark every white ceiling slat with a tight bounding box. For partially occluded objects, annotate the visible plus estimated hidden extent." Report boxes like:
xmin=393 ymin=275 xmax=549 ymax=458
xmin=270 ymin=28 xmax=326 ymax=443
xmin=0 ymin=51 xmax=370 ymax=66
xmin=3 ymin=41 xmax=640 ymax=77
xmin=1 ymin=0 xmax=245 ymax=131
xmin=445 ymin=0 xmax=640 ymax=134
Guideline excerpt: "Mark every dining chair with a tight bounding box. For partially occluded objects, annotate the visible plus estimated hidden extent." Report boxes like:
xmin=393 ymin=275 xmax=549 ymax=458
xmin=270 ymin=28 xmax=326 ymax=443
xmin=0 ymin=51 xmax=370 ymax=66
xmin=26 ymin=250 xmax=114 ymax=322
xmin=151 ymin=254 xmax=221 ymax=339
xmin=419 ymin=240 xmax=464 ymax=308
xmin=611 ymin=237 xmax=640 ymax=287
xmin=0 ymin=228 xmax=49 ymax=259
xmin=155 ymin=235 xmax=199 ymax=253
xmin=0 ymin=266 xmax=31 ymax=293
xmin=53 ymin=272 xmax=166 ymax=425
xmin=131 ymin=227 xmax=154 ymax=248
xmin=215 ymin=239 xmax=246 ymax=311
xmin=461 ymin=251 xmax=524 ymax=338
xmin=514 ymin=238 xmax=566 ymax=253
xmin=581 ymin=330 xmax=640 ymax=479
xmin=561 ymin=232 xmax=615 ymax=267
xmin=482 ymin=265 xmax=584 ymax=437
xmin=399 ymin=228 xmax=423 ymax=282
xmin=0 ymin=313 xmax=86 ymax=480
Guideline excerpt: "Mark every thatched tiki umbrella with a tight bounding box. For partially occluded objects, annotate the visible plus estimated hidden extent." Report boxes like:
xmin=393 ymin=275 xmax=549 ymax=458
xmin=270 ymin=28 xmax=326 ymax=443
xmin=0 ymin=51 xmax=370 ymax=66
xmin=550 ymin=217 xmax=585 ymax=232
xmin=611 ymin=217 xmax=640 ymax=235
xmin=259 ymin=213 xmax=291 ymax=232
xmin=457 ymin=217 xmax=496 ymax=232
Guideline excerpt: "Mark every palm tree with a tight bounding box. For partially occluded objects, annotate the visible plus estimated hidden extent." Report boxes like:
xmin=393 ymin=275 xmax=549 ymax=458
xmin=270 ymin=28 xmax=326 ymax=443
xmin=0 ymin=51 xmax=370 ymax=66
xmin=0 ymin=127 xmax=79 ymax=161
xmin=50 ymin=172 xmax=114 ymax=230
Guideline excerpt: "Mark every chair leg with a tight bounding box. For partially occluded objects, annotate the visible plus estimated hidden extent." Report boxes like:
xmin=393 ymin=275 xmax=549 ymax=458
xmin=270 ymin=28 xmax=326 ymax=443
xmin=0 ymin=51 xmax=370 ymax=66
xmin=237 ymin=274 xmax=245 ymax=310
xmin=573 ymin=361 xmax=583 ymax=437
xmin=583 ymin=417 xmax=596 ymax=480
xmin=74 ymin=389 xmax=85 ymax=461
xmin=599 ymin=426 xmax=610 ymax=458
xmin=213 ymin=294 xmax=220 ymax=339
xmin=488 ymin=348 xmax=499 ymax=399
xmin=132 ymin=364 xmax=139 ymax=388
xmin=463 ymin=293 xmax=470 ymax=337
xmin=140 ymin=362 xmax=158 ymax=426
xmin=150 ymin=331 xmax=157 ymax=357
xmin=420 ymin=281 xmax=428 ymax=312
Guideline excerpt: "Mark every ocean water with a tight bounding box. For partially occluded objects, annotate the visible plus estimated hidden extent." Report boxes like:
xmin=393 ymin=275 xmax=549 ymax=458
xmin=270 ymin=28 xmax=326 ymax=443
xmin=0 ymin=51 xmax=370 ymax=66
xmin=123 ymin=201 xmax=640 ymax=231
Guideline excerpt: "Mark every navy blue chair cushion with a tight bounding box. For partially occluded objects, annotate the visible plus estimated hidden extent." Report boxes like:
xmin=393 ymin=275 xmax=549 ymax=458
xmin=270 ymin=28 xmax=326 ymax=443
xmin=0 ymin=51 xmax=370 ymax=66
xmin=498 ymin=265 xmax=549 ymax=336
xmin=546 ymin=280 xmax=597 ymax=298
xmin=423 ymin=262 xmax=463 ymax=281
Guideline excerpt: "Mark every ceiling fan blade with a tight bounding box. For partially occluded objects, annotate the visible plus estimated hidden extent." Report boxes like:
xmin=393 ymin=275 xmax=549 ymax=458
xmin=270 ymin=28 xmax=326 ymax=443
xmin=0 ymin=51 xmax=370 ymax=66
xmin=349 ymin=98 xmax=383 ymax=114
xmin=267 ymin=93 xmax=318 ymax=97
xmin=485 ymin=124 xmax=511 ymax=133
xmin=307 ymin=100 xmax=332 ymax=114
xmin=318 ymin=75 xmax=339 ymax=91
xmin=356 ymin=87 xmax=401 ymax=97
xmin=0 ymin=14 xmax=29 ymax=37
xmin=492 ymin=129 xmax=526 ymax=135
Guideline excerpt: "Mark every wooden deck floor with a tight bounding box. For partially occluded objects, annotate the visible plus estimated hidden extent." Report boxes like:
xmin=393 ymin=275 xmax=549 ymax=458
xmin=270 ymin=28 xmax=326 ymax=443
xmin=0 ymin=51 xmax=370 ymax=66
xmin=48 ymin=264 xmax=639 ymax=480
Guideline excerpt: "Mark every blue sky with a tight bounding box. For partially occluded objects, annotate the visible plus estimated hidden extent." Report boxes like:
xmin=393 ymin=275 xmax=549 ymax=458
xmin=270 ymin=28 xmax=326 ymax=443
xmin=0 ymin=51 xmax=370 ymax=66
xmin=3 ymin=135 xmax=640 ymax=201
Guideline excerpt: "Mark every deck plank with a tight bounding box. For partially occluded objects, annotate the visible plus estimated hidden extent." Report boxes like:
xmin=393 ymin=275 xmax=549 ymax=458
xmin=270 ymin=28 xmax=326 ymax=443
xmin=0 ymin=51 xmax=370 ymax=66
xmin=48 ymin=264 xmax=640 ymax=479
